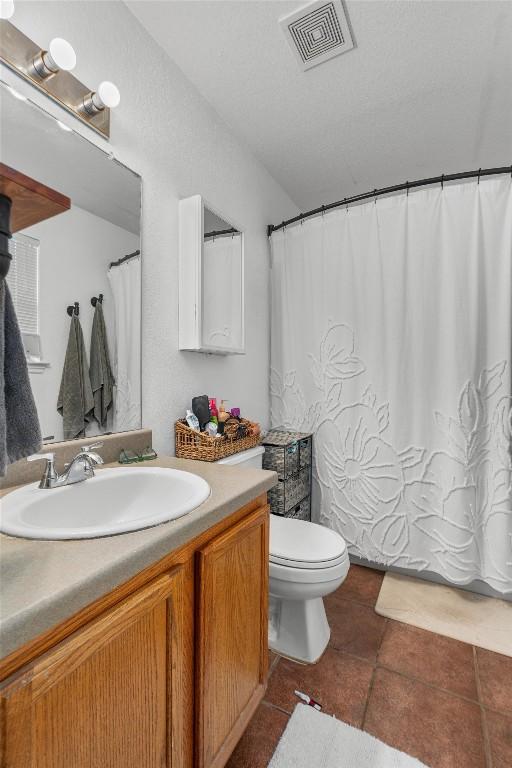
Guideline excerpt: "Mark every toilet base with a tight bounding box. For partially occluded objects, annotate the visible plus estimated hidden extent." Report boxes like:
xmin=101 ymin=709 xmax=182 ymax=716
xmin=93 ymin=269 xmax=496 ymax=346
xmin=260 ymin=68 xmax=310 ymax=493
xmin=268 ymin=595 xmax=330 ymax=664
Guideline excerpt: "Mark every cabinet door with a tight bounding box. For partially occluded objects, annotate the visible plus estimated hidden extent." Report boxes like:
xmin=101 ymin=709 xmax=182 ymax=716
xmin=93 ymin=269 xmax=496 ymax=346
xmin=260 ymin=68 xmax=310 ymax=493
xmin=196 ymin=506 xmax=269 ymax=768
xmin=0 ymin=568 xmax=188 ymax=768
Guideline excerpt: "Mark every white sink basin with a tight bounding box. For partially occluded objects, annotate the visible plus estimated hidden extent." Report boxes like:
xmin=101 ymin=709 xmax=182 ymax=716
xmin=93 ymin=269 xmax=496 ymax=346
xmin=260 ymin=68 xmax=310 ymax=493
xmin=0 ymin=467 xmax=211 ymax=540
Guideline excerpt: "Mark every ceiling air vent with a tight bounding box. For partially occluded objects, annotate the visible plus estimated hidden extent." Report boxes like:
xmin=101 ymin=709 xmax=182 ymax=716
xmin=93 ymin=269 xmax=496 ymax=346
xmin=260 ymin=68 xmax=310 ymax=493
xmin=280 ymin=0 xmax=354 ymax=71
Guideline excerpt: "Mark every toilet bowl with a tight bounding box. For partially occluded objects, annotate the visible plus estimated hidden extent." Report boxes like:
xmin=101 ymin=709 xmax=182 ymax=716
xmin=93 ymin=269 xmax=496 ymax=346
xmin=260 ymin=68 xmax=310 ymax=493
xmin=269 ymin=515 xmax=349 ymax=663
xmin=216 ymin=447 xmax=349 ymax=664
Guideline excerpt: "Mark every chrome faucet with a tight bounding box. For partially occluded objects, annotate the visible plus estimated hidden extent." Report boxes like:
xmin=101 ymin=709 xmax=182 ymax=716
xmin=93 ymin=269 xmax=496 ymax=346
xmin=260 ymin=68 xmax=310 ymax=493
xmin=27 ymin=443 xmax=104 ymax=489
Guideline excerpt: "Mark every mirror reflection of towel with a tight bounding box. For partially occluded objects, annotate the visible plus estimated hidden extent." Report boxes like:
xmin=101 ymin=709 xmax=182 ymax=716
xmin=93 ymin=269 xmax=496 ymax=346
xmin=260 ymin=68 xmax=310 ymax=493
xmin=0 ymin=278 xmax=42 ymax=476
xmin=89 ymin=302 xmax=115 ymax=428
xmin=57 ymin=314 xmax=94 ymax=440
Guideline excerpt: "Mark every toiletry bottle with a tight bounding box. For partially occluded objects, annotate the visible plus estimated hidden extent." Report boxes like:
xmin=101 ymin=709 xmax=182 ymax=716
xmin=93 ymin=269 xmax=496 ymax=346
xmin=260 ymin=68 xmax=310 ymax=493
xmin=218 ymin=400 xmax=229 ymax=435
xmin=185 ymin=410 xmax=200 ymax=431
xmin=209 ymin=398 xmax=218 ymax=425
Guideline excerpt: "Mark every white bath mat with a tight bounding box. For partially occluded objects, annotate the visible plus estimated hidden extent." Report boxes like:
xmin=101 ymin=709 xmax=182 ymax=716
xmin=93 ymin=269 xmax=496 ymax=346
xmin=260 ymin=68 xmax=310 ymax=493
xmin=268 ymin=704 xmax=427 ymax=768
xmin=376 ymin=572 xmax=512 ymax=657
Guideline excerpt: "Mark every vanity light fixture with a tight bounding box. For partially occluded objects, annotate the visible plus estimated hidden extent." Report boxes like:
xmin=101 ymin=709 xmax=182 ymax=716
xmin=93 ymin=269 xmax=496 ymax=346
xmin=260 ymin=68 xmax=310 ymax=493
xmin=82 ymin=80 xmax=120 ymax=115
xmin=0 ymin=20 xmax=114 ymax=138
xmin=0 ymin=0 xmax=14 ymax=20
xmin=30 ymin=37 xmax=76 ymax=79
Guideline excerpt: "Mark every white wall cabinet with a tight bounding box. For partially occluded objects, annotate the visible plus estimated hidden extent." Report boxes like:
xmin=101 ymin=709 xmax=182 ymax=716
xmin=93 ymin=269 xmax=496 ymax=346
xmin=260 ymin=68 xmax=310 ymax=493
xmin=179 ymin=195 xmax=245 ymax=355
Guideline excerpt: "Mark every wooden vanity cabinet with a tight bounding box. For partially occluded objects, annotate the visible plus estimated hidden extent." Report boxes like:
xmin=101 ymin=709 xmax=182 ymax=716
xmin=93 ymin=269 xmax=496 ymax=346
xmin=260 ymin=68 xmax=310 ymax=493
xmin=0 ymin=498 xmax=269 ymax=768
xmin=196 ymin=507 xmax=268 ymax=768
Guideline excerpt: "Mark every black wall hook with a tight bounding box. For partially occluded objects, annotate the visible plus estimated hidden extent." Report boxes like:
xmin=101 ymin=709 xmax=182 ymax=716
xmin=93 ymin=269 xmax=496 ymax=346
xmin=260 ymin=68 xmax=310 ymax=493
xmin=67 ymin=301 xmax=79 ymax=317
xmin=91 ymin=293 xmax=103 ymax=307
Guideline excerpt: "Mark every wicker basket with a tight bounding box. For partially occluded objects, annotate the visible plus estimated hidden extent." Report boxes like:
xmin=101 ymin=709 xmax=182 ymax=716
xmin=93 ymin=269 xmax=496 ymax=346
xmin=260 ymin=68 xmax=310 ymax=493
xmin=175 ymin=419 xmax=261 ymax=462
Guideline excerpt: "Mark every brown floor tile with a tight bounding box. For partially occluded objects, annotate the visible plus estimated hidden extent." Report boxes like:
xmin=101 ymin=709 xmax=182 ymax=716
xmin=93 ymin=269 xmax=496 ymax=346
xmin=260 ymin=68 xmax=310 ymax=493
xmin=486 ymin=710 xmax=512 ymax=768
xmin=476 ymin=648 xmax=512 ymax=715
xmin=264 ymin=647 xmax=374 ymax=727
xmin=378 ymin=620 xmax=478 ymax=700
xmin=225 ymin=701 xmax=289 ymax=768
xmin=332 ymin=563 xmax=384 ymax=606
xmin=364 ymin=668 xmax=486 ymax=768
xmin=325 ymin=595 xmax=387 ymax=661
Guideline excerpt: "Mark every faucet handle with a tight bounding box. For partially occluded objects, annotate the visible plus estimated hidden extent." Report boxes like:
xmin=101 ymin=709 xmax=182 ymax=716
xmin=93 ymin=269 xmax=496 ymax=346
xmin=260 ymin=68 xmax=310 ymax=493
xmin=27 ymin=452 xmax=58 ymax=489
xmin=27 ymin=452 xmax=55 ymax=463
xmin=80 ymin=442 xmax=104 ymax=453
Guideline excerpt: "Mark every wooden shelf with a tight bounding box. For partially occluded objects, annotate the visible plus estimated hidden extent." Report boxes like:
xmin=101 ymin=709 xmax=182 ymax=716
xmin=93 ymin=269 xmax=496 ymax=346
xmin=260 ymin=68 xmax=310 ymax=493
xmin=0 ymin=163 xmax=70 ymax=233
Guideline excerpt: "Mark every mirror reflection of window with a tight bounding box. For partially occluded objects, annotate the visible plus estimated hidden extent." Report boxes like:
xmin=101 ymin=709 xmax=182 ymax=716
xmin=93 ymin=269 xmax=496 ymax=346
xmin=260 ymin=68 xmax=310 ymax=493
xmin=7 ymin=233 xmax=40 ymax=362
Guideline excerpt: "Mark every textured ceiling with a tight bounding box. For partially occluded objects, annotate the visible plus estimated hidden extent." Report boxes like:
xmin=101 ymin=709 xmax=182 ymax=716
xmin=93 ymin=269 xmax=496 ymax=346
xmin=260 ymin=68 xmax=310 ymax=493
xmin=127 ymin=0 xmax=512 ymax=211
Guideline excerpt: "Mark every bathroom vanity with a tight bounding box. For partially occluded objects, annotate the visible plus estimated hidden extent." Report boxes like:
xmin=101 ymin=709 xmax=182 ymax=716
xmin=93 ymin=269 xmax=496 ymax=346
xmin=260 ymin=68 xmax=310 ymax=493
xmin=0 ymin=457 xmax=276 ymax=768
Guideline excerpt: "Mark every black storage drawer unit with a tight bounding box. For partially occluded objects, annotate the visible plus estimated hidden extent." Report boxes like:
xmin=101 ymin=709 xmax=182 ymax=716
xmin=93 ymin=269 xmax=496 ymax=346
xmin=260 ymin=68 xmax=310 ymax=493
xmin=268 ymin=467 xmax=310 ymax=516
xmin=263 ymin=428 xmax=312 ymax=479
xmin=263 ymin=428 xmax=313 ymax=520
xmin=286 ymin=495 xmax=311 ymax=522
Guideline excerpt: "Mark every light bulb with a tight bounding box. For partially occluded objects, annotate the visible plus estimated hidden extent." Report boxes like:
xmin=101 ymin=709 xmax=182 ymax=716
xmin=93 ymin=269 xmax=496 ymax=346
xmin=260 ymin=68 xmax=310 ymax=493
xmin=83 ymin=80 xmax=120 ymax=114
xmin=0 ymin=0 xmax=14 ymax=20
xmin=31 ymin=37 xmax=76 ymax=79
xmin=92 ymin=81 xmax=120 ymax=110
xmin=43 ymin=38 xmax=76 ymax=72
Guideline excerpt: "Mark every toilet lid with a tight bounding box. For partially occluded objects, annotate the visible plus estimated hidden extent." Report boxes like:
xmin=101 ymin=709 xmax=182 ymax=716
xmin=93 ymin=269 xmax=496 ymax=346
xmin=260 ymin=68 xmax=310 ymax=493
xmin=269 ymin=515 xmax=347 ymax=570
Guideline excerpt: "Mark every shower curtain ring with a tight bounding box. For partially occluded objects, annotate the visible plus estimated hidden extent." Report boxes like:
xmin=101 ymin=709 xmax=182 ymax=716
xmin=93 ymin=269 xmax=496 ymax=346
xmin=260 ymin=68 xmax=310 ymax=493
xmin=441 ymin=174 xmax=445 ymax=190
xmin=406 ymin=181 xmax=409 ymax=197
xmin=373 ymin=189 xmax=377 ymax=205
xmin=478 ymin=168 xmax=481 ymax=185
xmin=321 ymin=205 xmax=325 ymax=217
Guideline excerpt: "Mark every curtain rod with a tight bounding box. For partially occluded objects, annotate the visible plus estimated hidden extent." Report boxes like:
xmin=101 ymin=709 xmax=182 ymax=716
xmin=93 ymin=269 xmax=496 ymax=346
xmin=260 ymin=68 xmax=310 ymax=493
xmin=204 ymin=227 xmax=238 ymax=239
xmin=109 ymin=249 xmax=140 ymax=269
xmin=267 ymin=165 xmax=512 ymax=237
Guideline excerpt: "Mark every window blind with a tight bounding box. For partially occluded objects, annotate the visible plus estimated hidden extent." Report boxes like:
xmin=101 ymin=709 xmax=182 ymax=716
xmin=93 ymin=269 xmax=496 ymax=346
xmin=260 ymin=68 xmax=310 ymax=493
xmin=6 ymin=232 xmax=40 ymax=335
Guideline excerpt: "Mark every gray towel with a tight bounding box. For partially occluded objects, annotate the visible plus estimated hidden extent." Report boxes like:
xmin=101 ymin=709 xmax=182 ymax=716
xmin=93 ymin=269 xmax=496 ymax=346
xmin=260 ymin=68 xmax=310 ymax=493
xmin=0 ymin=278 xmax=42 ymax=477
xmin=57 ymin=313 xmax=94 ymax=440
xmin=89 ymin=302 xmax=115 ymax=427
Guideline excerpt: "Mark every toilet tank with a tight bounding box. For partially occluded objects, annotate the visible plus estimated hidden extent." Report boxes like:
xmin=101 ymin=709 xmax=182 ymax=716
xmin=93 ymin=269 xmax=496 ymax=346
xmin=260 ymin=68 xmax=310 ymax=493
xmin=215 ymin=446 xmax=265 ymax=469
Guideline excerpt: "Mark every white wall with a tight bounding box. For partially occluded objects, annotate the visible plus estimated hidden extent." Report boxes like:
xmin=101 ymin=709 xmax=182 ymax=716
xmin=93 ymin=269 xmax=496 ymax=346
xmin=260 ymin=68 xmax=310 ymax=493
xmin=8 ymin=0 xmax=297 ymax=454
xmin=24 ymin=206 xmax=139 ymax=442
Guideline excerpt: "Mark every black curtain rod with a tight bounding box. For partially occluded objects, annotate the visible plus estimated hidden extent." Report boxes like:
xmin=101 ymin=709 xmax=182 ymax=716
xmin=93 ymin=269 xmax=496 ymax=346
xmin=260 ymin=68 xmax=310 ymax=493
xmin=204 ymin=227 xmax=238 ymax=239
xmin=267 ymin=166 xmax=512 ymax=237
xmin=109 ymin=249 xmax=141 ymax=269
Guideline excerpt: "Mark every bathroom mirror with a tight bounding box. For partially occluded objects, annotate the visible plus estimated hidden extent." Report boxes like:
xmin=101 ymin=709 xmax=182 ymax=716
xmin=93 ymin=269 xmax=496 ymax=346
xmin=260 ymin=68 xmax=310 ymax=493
xmin=1 ymin=81 xmax=142 ymax=444
xmin=179 ymin=195 xmax=244 ymax=354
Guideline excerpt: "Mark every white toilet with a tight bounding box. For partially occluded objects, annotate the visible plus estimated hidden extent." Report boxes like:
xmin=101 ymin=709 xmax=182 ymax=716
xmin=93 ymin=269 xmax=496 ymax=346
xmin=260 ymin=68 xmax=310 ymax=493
xmin=217 ymin=447 xmax=350 ymax=664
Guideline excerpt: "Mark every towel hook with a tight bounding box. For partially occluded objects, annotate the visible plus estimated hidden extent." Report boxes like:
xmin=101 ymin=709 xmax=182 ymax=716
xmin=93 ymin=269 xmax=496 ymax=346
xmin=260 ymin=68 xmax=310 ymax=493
xmin=91 ymin=293 xmax=103 ymax=307
xmin=67 ymin=301 xmax=79 ymax=317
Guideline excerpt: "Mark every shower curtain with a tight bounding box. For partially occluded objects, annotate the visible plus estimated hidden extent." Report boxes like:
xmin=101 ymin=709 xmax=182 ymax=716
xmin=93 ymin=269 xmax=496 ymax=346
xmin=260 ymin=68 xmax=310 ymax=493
xmin=270 ymin=178 xmax=512 ymax=594
xmin=108 ymin=255 xmax=141 ymax=432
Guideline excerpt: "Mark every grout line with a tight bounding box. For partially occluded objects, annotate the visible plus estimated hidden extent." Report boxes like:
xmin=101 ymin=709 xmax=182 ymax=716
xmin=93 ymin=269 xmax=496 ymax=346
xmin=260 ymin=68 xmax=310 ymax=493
xmin=361 ymin=663 xmax=378 ymax=730
xmin=474 ymin=646 xmax=494 ymax=768
xmin=261 ymin=699 xmax=292 ymax=718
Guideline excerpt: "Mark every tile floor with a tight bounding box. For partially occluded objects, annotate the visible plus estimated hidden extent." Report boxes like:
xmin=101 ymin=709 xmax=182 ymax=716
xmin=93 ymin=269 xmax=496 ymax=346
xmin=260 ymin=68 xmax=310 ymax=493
xmin=226 ymin=565 xmax=512 ymax=768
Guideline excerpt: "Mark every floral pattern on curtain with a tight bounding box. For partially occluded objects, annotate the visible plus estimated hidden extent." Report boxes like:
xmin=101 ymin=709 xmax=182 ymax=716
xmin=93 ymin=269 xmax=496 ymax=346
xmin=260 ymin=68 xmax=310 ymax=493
xmin=270 ymin=179 xmax=512 ymax=593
